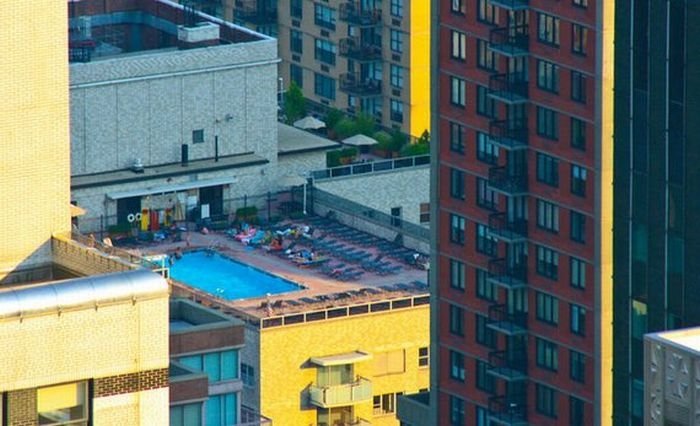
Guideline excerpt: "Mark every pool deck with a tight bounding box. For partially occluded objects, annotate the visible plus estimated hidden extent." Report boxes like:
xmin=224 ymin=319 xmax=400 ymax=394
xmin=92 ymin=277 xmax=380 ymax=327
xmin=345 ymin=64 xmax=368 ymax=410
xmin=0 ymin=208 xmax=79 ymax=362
xmin=136 ymin=222 xmax=429 ymax=319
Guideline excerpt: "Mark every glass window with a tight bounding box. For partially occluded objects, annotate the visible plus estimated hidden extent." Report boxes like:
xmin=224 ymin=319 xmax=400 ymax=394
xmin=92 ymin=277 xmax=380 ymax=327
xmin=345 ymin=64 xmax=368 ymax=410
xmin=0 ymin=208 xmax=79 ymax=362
xmin=170 ymin=402 xmax=202 ymax=426
xmin=536 ymin=199 xmax=559 ymax=233
xmin=206 ymin=393 xmax=237 ymax=426
xmin=450 ymin=350 xmax=466 ymax=381
xmin=38 ymin=382 xmax=88 ymax=426
xmin=314 ymin=4 xmax=336 ymax=30
xmin=477 ymin=39 xmax=497 ymax=71
xmin=390 ymin=0 xmax=403 ymax=17
xmin=450 ymin=259 xmax=466 ymax=290
xmin=419 ymin=203 xmax=430 ymax=223
xmin=571 ymin=117 xmax=586 ymax=150
xmin=572 ymin=23 xmax=588 ymax=55
xmin=570 ymin=350 xmax=586 ymax=383
xmin=451 ymin=0 xmax=466 ymax=15
xmin=536 ymin=338 xmax=559 ymax=371
xmin=475 ymin=313 xmax=496 ymax=348
xmin=631 ymin=299 xmax=648 ymax=339
xmin=314 ymin=39 xmax=336 ymax=65
xmin=450 ymin=77 xmax=466 ymax=107
xmin=390 ymin=99 xmax=404 ymax=123
xmin=477 ymin=0 xmax=499 ymax=24
xmin=314 ymin=73 xmax=336 ymax=100
xmin=537 ymin=106 xmax=559 ymax=140
xmin=536 ymin=384 xmax=558 ymax=418
xmin=476 ymin=268 xmax=497 ymax=301
xmin=573 ymin=0 xmax=588 ymax=7
xmin=450 ymin=214 xmax=466 ymax=245
xmin=390 ymin=29 xmax=404 ymax=53
xmin=450 ymin=168 xmax=466 ymax=200
xmin=537 ymin=60 xmax=559 ymax=93
xmin=570 ymin=211 xmax=586 ymax=243
xmin=571 ymin=304 xmax=586 ymax=335
xmin=192 ymin=129 xmax=204 ymax=144
xmin=450 ymin=395 xmax=465 ymax=425
xmin=450 ymin=122 xmax=465 ymax=154
xmin=451 ymin=30 xmax=467 ymax=60
xmin=418 ymin=347 xmax=429 ymax=367
xmin=290 ymin=64 xmax=303 ymax=88
xmin=179 ymin=350 xmax=239 ymax=383
xmin=570 ymin=257 xmax=586 ymax=289
xmin=476 ymin=360 xmax=495 ymax=393
xmin=476 ymin=85 xmax=496 ymax=118
xmin=570 ymin=396 xmax=585 ymax=426
xmin=476 ymin=223 xmax=497 ymax=256
xmin=390 ymin=65 xmax=404 ymax=88
xmin=241 ymin=363 xmax=255 ymax=387
xmin=537 ymin=13 xmax=560 ymax=46
xmin=290 ymin=29 xmax=303 ymax=53
xmin=477 ymin=177 xmax=499 ymax=210
xmin=290 ymin=0 xmax=302 ymax=18
xmin=536 ymin=245 xmax=559 ymax=280
xmin=450 ymin=304 xmax=464 ymax=335
xmin=477 ymin=132 xmax=499 ymax=164
xmin=571 ymin=71 xmax=587 ymax=103
xmin=536 ymin=153 xmax=559 ymax=187
xmin=536 ymin=291 xmax=559 ymax=325
xmin=571 ymin=165 xmax=587 ymax=196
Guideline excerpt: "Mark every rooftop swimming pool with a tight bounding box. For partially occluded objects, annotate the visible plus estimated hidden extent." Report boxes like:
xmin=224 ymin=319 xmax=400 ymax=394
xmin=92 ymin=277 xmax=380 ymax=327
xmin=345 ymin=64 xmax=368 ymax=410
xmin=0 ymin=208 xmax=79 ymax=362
xmin=170 ymin=250 xmax=304 ymax=300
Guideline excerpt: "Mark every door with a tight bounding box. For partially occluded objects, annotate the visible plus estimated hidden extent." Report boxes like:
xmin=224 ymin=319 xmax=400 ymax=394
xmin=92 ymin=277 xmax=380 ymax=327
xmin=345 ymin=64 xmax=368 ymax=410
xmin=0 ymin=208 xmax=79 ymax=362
xmin=117 ymin=196 xmax=141 ymax=226
xmin=199 ymin=185 xmax=223 ymax=217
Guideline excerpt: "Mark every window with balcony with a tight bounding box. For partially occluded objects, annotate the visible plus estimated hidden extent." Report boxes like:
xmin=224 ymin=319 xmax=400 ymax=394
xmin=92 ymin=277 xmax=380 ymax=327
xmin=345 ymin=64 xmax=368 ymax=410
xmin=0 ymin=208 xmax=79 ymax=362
xmin=451 ymin=30 xmax=467 ymax=60
xmin=477 ymin=132 xmax=498 ymax=164
xmin=418 ymin=347 xmax=429 ymax=367
xmin=476 ymin=313 xmax=497 ymax=348
xmin=450 ymin=258 xmax=466 ymax=291
xmin=390 ymin=65 xmax=404 ymax=88
xmin=178 ymin=349 xmax=239 ymax=382
xmin=450 ymin=122 xmax=465 ymax=154
xmin=390 ymin=0 xmax=403 ymax=17
xmin=536 ymin=338 xmax=559 ymax=371
xmin=571 ymin=117 xmax=586 ymax=150
xmin=476 ymin=360 xmax=495 ymax=393
xmin=314 ymin=4 xmax=336 ymax=30
xmin=570 ymin=211 xmax=586 ymax=243
xmin=450 ymin=350 xmax=466 ymax=381
xmin=290 ymin=29 xmax=303 ymax=53
xmin=571 ymin=304 xmax=586 ymax=335
xmin=537 ymin=199 xmax=560 ymax=233
xmin=476 ymin=223 xmax=497 ymax=256
xmin=571 ymin=71 xmax=587 ymax=103
xmin=450 ymin=213 xmax=466 ymax=245
xmin=450 ymin=304 xmax=464 ymax=336
xmin=536 ymin=245 xmax=559 ymax=280
xmin=206 ymin=393 xmax=237 ymax=426
xmin=477 ymin=39 xmax=497 ymax=71
xmin=477 ymin=0 xmax=498 ymax=25
xmin=450 ymin=76 xmax=466 ymax=107
xmin=314 ymin=73 xmax=336 ymax=100
xmin=451 ymin=0 xmax=466 ymax=15
xmin=450 ymin=395 xmax=465 ymax=426
xmin=571 ymin=164 xmax=587 ymax=196
xmin=314 ymin=39 xmax=336 ymax=65
xmin=476 ymin=268 xmax=497 ymax=302
xmin=536 ymin=384 xmax=558 ymax=418
xmin=537 ymin=60 xmax=559 ymax=93
xmin=37 ymin=382 xmax=88 ymax=426
xmin=570 ymin=257 xmax=586 ymax=289
xmin=536 ymin=153 xmax=559 ymax=187
xmin=570 ymin=350 xmax=586 ymax=383
xmin=390 ymin=29 xmax=404 ymax=53
xmin=538 ymin=13 xmax=560 ymax=46
xmin=477 ymin=177 xmax=499 ymax=210
xmin=476 ymin=85 xmax=496 ymax=118
xmin=450 ymin=168 xmax=466 ymax=200
xmin=170 ymin=402 xmax=203 ymax=426
xmin=537 ymin=106 xmax=559 ymax=140
xmin=572 ymin=23 xmax=588 ymax=55
xmin=536 ymin=291 xmax=559 ymax=325
xmin=290 ymin=64 xmax=303 ymax=88
xmin=291 ymin=0 xmax=302 ymax=18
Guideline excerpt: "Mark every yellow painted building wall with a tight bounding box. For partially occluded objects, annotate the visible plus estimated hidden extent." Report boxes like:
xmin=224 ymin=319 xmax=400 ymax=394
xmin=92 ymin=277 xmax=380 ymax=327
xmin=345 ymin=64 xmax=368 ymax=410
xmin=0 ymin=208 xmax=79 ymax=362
xmin=259 ymin=306 xmax=429 ymax=426
xmin=0 ymin=297 xmax=169 ymax=392
xmin=409 ymin=0 xmax=431 ymax=137
xmin=0 ymin=1 xmax=71 ymax=277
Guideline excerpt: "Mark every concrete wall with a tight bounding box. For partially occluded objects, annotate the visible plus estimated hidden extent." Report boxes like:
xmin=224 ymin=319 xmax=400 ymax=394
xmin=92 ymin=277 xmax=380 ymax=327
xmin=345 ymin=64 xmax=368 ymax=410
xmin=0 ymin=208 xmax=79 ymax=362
xmin=0 ymin=1 xmax=71 ymax=277
xmin=276 ymin=151 xmax=327 ymax=189
xmin=314 ymin=168 xmax=430 ymax=225
xmin=70 ymin=39 xmax=279 ymax=175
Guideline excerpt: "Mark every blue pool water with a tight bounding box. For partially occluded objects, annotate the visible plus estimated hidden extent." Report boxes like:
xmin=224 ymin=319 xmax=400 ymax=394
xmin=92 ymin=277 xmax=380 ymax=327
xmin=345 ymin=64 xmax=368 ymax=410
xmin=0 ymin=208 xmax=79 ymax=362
xmin=170 ymin=251 xmax=303 ymax=300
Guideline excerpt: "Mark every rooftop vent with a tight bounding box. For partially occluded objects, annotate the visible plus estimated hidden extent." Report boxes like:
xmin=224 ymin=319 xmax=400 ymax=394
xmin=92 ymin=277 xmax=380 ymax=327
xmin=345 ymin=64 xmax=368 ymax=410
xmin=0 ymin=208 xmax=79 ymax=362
xmin=131 ymin=158 xmax=144 ymax=174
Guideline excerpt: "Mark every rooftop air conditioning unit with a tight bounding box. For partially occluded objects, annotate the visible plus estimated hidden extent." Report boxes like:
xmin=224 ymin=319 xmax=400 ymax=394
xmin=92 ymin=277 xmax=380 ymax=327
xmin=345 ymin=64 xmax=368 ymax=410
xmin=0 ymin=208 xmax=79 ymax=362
xmin=131 ymin=158 xmax=144 ymax=174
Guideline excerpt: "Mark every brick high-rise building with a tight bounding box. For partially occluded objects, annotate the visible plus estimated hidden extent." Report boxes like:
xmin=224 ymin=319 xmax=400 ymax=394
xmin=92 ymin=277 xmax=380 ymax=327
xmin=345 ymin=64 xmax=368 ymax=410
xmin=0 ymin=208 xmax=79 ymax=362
xmin=426 ymin=0 xmax=614 ymax=424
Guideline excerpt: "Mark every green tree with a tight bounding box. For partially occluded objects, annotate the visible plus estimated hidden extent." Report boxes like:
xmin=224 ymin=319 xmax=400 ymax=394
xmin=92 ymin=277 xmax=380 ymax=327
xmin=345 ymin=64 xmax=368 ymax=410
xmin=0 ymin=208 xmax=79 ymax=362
xmin=333 ymin=118 xmax=357 ymax=139
xmin=284 ymin=81 xmax=306 ymax=124
xmin=325 ymin=108 xmax=345 ymax=130
xmin=354 ymin=112 xmax=376 ymax=136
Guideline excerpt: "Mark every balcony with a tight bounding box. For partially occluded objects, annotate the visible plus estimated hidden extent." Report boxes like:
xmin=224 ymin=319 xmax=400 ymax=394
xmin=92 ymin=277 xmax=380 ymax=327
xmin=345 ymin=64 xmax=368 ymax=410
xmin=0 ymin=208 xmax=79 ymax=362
xmin=488 ymin=350 xmax=528 ymax=381
xmin=339 ymin=2 xmax=382 ymax=26
xmin=489 ymin=73 xmax=529 ymax=104
xmin=339 ymin=37 xmax=382 ymax=61
xmin=487 ymin=304 xmax=528 ymax=335
xmin=397 ymin=392 xmax=430 ymax=426
xmin=339 ymin=73 xmax=382 ymax=96
xmin=488 ymin=166 xmax=528 ymax=195
xmin=234 ymin=0 xmax=277 ymax=24
xmin=488 ymin=212 xmax=528 ymax=242
xmin=489 ymin=25 xmax=529 ymax=56
xmin=309 ymin=377 xmax=372 ymax=408
xmin=488 ymin=394 xmax=528 ymax=426
xmin=489 ymin=0 xmax=529 ymax=10
xmin=489 ymin=120 xmax=528 ymax=150
xmin=488 ymin=258 xmax=527 ymax=289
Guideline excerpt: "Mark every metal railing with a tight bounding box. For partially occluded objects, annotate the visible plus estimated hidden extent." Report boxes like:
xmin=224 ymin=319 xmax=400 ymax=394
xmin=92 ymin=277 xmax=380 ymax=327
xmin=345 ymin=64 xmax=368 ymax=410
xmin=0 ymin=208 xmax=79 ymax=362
xmin=339 ymin=37 xmax=382 ymax=61
xmin=489 ymin=119 xmax=528 ymax=149
xmin=488 ymin=394 xmax=528 ymax=425
xmin=488 ymin=303 xmax=528 ymax=334
xmin=312 ymin=188 xmax=431 ymax=243
xmin=488 ymin=212 xmax=528 ymax=241
xmin=339 ymin=2 xmax=382 ymax=25
xmin=309 ymin=377 xmax=372 ymax=408
xmin=489 ymin=0 xmax=529 ymax=9
xmin=311 ymin=155 xmax=429 ymax=181
xmin=489 ymin=73 xmax=529 ymax=103
xmin=488 ymin=166 xmax=528 ymax=194
xmin=489 ymin=25 xmax=529 ymax=56
xmin=488 ymin=349 xmax=528 ymax=381
xmin=339 ymin=73 xmax=382 ymax=96
xmin=488 ymin=258 xmax=528 ymax=288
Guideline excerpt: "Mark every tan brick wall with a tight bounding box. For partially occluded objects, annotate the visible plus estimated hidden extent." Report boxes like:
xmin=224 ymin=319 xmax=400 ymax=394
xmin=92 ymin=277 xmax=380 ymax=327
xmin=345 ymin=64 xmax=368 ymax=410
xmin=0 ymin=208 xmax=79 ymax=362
xmin=0 ymin=1 xmax=71 ymax=277
xmin=7 ymin=389 xmax=37 ymax=426
xmin=0 ymin=297 xmax=169 ymax=391
xmin=94 ymin=369 xmax=169 ymax=398
xmin=50 ymin=237 xmax=135 ymax=276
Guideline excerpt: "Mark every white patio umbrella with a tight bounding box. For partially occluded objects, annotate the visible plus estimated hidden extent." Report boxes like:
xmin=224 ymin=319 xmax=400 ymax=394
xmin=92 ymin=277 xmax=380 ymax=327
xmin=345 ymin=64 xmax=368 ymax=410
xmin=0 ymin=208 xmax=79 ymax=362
xmin=293 ymin=116 xmax=326 ymax=130
xmin=342 ymin=134 xmax=379 ymax=146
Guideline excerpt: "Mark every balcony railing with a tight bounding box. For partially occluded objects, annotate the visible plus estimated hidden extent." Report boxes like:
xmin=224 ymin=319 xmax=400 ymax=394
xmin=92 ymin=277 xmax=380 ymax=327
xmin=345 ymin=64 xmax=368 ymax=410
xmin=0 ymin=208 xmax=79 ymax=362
xmin=488 ymin=350 xmax=528 ymax=381
xmin=339 ymin=37 xmax=382 ymax=61
xmin=309 ymin=377 xmax=372 ymax=408
xmin=339 ymin=2 xmax=382 ymax=26
xmin=488 ymin=166 xmax=528 ymax=195
xmin=339 ymin=73 xmax=382 ymax=96
xmin=487 ymin=304 xmax=528 ymax=335
xmin=488 ymin=394 xmax=528 ymax=426
xmin=234 ymin=0 xmax=277 ymax=23
xmin=489 ymin=73 xmax=529 ymax=104
xmin=489 ymin=120 xmax=528 ymax=150
xmin=488 ymin=258 xmax=527 ymax=289
xmin=489 ymin=0 xmax=529 ymax=10
xmin=489 ymin=25 xmax=529 ymax=56
xmin=488 ymin=212 xmax=528 ymax=242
